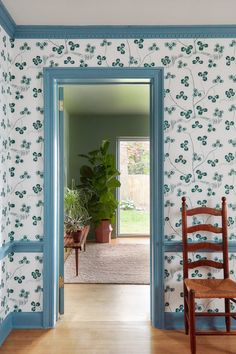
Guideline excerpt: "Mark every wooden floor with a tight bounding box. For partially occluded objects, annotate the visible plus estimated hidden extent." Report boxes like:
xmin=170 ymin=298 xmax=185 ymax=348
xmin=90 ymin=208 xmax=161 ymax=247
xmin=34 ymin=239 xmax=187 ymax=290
xmin=2 ymin=239 xmax=236 ymax=353
xmin=1 ymin=283 xmax=236 ymax=354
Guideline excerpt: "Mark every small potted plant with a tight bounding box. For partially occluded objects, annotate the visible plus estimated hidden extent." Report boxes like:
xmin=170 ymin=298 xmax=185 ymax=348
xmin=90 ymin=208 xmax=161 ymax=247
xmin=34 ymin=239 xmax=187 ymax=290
xmin=79 ymin=140 xmax=121 ymax=243
xmin=64 ymin=187 xmax=91 ymax=242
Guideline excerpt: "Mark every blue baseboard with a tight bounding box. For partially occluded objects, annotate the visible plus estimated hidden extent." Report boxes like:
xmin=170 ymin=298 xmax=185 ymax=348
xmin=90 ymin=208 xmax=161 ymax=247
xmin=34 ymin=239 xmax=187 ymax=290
xmin=0 ymin=314 xmax=12 ymax=346
xmin=165 ymin=312 xmax=236 ymax=330
xmin=12 ymin=312 xmax=43 ymax=329
xmin=0 ymin=312 xmax=44 ymax=346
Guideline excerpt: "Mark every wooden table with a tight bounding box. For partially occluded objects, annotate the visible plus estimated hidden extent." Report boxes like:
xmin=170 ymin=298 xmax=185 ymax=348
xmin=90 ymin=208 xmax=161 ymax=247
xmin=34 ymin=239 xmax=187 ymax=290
xmin=64 ymin=225 xmax=90 ymax=276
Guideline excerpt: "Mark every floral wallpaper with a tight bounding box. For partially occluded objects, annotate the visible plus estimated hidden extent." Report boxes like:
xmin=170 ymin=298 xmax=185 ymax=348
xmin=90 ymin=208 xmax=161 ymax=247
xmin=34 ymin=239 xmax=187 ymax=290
xmin=165 ymin=252 xmax=236 ymax=312
xmin=0 ymin=252 xmax=43 ymax=323
xmin=1 ymin=29 xmax=236 ymax=321
xmin=0 ymin=24 xmax=13 ymax=323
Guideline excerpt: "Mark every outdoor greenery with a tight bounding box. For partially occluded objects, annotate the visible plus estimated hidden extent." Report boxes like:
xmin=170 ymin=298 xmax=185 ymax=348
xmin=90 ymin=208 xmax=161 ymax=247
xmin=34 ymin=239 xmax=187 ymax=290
xmin=120 ymin=199 xmax=136 ymax=210
xmin=120 ymin=210 xmax=150 ymax=234
xmin=127 ymin=141 xmax=149 ymax=175
xmin=79 ymin=140 xmax=121 ymax=226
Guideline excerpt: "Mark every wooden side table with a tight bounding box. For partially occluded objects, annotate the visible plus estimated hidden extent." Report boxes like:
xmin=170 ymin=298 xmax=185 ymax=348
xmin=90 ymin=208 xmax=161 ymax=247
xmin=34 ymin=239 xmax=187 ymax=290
xmin=64 ymin=225 xmax=90 ymax=276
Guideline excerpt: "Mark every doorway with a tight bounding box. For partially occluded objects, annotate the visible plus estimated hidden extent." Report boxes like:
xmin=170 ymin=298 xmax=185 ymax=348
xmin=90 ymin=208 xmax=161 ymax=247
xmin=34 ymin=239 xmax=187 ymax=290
xmin=43 ymin=68 xmax=164 ymax=329
xmin=62 ymin=83 xmax=151 ymax=322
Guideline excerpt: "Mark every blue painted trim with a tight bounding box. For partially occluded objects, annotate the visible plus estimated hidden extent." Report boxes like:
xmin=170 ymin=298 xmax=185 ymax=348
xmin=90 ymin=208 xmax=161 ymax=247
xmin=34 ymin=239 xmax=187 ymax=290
xmin=0 ymin=314 xmax=12 ymax=346
xmin=150 ymin=69 xmax=165 ymax=328
xmin=12 ymin=312 xmax=43 ymax=328
xmin=165 ymin=312 xmax=236 ymax=330
xmin=58 ymin=87 xmax=64 ymax=316
xmin=0 ymin=1 xmax=15 ymax=37
xmin=0 ymin=241 xmax=43 ymax=261
xmin=14 ymin=24 xmax=236 ymax=39
xmin=43 ymin=67 xmax=56 ymax=328
xmin=164 ymin=241 xmax=236 ymax=253
xmin=43 ymin=67 xmax=164 ymax=329
xmin=1 ymin=3 xmax=236 ymax=41
xmin=13 ymin=241 xmax=43 ymax=253
xmin=0 ymin=312 xmax=43 ymax=346
xmin=0 ymin=242 xmax=13 ymax=260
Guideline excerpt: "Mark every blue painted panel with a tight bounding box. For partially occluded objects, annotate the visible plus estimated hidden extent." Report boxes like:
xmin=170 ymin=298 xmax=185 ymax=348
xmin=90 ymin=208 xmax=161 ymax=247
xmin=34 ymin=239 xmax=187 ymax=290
xmin=12 ymin=312 xmax=43 ymax=328
xmin=0 ymin=314 xmax=12 ymax=346
xmin=14 ymin=24 xmax=236 ymax=39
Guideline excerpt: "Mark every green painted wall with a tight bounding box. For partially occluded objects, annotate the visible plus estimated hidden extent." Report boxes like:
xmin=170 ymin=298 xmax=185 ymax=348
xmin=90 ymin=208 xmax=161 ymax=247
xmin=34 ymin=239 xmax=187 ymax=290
xmin=64 ymin=108 xmax=70 ymax=187
xmin=68 ymin=114 xmax=149 ymax=187
xmin=66 ymin=113 xmax=149 ymax=237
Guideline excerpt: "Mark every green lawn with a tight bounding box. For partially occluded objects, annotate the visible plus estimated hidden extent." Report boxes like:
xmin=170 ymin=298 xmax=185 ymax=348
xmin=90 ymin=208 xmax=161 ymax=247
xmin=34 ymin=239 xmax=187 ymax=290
xmin=120 ymin=209 xmax=150 ymax=234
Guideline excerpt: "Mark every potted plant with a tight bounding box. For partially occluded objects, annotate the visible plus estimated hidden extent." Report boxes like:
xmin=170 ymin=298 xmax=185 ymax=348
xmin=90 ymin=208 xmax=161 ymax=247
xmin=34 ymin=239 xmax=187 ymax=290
xmin=64 ymin=187 xmax=91 ymax=242
xmin=79 ymin=140 xmax=121 ymax=243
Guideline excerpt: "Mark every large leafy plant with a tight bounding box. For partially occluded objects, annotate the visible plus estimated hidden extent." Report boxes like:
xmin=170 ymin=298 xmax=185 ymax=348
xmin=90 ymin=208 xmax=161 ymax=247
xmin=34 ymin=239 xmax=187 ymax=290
xmin=64 ymin=188 xmax=91 ymax=233
xmin=79 ymin=140 xmax=121 ymax=226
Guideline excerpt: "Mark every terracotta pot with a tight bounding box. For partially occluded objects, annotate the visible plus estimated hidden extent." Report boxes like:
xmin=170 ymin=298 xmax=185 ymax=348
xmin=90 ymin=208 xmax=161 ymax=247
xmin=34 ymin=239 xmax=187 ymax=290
xmin=71 ymin=230 xmax=83 ymax=243
xmin=95 ymin=219 xmax=113 ymax=243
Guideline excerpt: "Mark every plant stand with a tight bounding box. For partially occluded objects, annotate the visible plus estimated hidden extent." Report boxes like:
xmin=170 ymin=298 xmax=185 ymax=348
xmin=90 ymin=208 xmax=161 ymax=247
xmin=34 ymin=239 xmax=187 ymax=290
xmin=64 ymin=225 xmax=90 ymax=276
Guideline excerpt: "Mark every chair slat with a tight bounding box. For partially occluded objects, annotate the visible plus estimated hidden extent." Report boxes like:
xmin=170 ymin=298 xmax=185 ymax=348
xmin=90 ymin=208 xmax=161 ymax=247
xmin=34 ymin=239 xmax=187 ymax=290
xmin=186 ymin=207 xmax=222 ymax=216
xmin=195 ymin=312 xmax=233 ymax=317
xmin=187 ymin=224 xmax=222 ymax=234
xmin=187 ymin=242 xmax=223 ymax=252
xmin=196 ymin=331 xmax=236 ymax=336
xmin=188 ymin=259 xmax=224 ymax=269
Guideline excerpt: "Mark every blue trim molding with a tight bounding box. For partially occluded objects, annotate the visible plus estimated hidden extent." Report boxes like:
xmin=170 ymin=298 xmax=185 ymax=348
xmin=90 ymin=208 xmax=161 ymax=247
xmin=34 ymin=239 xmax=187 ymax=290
xmin=0 ymin=242 xmax=13 ymax=260
xmin=0 ymin=0 xmax=15 ymax=37
xmin=14 ymin=24 xmax=236 ymax=39
xmin=43 ymin=67 xmax=164 ymax=329
xmin=2 ymin=0 xmax=236 ymax=42
xmin=164 ymin=241 xmax=236 ymax=253
xmin=0 ymin=312 xmax=43 ymax=346
xmin=165 ymin=312 xmax=236 ymax=330
xmin=0 ymin=314 xmax=11 ymax=346
xmin=1 ymin=1 xmax=236 ymax=39
xmin=12 ymin=312 xmax=43 ymax=328
xmin=0 ymin=241 xmax=43 ymax=261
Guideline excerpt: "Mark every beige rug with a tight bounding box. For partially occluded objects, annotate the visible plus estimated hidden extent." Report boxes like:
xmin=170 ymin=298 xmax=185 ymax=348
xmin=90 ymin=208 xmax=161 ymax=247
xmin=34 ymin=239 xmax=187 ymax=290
xmin=64 ymin=243 xmax=150 ymax=284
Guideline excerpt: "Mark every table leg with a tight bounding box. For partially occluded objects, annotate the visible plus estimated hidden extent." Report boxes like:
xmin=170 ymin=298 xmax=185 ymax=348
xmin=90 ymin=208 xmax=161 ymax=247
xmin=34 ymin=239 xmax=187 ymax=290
xmin=75 ymin=249 xmax=79 ymax=276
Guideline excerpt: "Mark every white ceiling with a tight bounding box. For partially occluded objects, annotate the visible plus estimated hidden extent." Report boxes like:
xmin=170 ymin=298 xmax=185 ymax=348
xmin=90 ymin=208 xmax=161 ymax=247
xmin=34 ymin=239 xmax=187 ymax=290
xmin=2 ymin=0 xmax=236 ymax=25
xmin=64 ymin=84 xmax=149 ymax=116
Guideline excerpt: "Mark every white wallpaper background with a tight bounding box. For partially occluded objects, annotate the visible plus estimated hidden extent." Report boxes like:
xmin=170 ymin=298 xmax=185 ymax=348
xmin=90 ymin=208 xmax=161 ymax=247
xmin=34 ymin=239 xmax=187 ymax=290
xmin=1 ymin=24 xmax=236 ymax=322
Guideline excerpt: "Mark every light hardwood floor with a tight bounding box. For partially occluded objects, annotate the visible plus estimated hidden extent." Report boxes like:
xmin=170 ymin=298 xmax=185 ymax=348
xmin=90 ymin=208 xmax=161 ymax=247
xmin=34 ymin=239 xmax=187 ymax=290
xmin=1 ymin=284 xmax=236 ymax=354
xmin=1 ymin=239 xmax=236 ymax=353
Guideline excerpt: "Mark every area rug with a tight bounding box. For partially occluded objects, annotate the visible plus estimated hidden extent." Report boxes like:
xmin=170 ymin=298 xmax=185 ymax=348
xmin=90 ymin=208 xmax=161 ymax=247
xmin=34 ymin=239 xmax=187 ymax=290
xmin=64 ymin=243 xmax=150 ymax=284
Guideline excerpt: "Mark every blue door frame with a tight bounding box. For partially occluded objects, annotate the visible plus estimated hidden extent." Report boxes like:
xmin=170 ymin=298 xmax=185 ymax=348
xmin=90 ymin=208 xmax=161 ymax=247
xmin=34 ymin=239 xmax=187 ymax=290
xmin=43 ymin=67 xmax=164 ymax=329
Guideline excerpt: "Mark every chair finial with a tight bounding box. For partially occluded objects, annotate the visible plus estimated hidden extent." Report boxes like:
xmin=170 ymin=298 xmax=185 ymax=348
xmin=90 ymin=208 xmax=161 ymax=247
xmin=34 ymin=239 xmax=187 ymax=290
xmin=222 ymin=196 xmax=226 ymax=203
xmin=182 ymin=196 xmax=186 ymax=202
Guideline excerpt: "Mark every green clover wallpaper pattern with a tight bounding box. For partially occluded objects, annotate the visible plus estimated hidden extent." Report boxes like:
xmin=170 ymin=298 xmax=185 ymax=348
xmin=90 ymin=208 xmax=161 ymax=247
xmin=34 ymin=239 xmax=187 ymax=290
xmin=1 ymin=23 xmax=236 ymax=321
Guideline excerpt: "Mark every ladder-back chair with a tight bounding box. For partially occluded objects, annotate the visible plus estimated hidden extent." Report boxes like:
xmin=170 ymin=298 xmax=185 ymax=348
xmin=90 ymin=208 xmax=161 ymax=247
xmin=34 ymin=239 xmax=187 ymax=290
xmin=182 ymin=196 xmax=236 ymax=354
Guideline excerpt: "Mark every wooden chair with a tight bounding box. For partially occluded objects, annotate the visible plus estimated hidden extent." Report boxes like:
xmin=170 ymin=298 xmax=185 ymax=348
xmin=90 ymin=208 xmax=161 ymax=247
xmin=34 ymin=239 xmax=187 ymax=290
xmin=181 ymin=196 xmax=236 ymax=354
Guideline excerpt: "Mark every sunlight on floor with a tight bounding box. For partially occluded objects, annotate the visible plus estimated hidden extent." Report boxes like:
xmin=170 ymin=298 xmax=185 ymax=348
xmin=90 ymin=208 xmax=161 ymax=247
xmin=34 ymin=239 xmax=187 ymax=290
xmin=63 ymin=284 xmax=150 ymax=322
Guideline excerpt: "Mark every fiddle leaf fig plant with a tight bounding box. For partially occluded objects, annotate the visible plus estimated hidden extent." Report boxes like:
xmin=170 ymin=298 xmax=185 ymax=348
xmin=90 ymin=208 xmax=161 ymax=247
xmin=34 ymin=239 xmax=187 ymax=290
xmin=79 ymin=140 xmax=121 ymax=226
